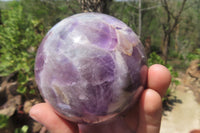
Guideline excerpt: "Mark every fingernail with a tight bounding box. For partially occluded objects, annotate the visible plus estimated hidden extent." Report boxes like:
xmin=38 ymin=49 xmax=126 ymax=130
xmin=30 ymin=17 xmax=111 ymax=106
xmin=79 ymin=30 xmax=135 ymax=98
xmin=29 ymin=106 xmax=39 ymax=122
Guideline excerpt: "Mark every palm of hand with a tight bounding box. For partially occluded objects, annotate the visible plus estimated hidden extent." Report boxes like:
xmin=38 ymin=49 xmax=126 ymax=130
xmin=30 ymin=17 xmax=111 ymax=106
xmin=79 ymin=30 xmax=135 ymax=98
xmin=30 ymin=64 xmax=171 ymax=133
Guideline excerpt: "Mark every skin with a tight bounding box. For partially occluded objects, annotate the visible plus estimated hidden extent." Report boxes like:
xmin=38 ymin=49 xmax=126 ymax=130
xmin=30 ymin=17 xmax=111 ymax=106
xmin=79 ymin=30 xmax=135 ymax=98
xmin=29 ymin=64 xmax=171 ymax=133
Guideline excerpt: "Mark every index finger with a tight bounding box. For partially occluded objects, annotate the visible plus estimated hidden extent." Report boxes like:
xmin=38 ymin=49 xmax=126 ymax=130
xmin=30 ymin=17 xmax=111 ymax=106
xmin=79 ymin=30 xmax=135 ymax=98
xmin=147 ymin=64 xmax=171 ymax=97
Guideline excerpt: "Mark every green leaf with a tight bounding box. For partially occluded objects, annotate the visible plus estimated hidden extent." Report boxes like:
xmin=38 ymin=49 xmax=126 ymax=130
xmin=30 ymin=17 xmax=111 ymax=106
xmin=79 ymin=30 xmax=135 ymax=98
xmin=21 ymin=125 xmax=29 ymax=133
xmin=17 ymin=86 xmax=27 ymax=94
xmin=29 ymin=89 xmax=36 ymax=95
xmin=0 ymin=114 xmax=9 ymax=129
xmin=14 ymin=125 xmax=29 ymax=133
xmin=174 ymin=80 xmax=180 ymax=86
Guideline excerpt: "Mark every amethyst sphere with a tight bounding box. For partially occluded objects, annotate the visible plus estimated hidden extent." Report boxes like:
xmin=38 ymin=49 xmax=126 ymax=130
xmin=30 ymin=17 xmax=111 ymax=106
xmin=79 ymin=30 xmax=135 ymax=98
xmin=35 ymin=13 xmax=147 ymax=124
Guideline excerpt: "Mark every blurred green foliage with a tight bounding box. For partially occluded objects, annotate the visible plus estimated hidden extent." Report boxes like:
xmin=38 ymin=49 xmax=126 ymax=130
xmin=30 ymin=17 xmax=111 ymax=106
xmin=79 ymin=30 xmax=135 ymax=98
xmin=0 ymin=2 xmax=43 ymax=94
xmin=148 ymin=52 xmax=165 ymax=66
xmin=0 ymin=114 xmax=9 ymax=129
xmin=14 ymin=125 xmax=29 ymax=133
xmin=21 ymin=0 xmax=81 ymax=32
xmin=187 ymin=48 xmax=200 ymax=61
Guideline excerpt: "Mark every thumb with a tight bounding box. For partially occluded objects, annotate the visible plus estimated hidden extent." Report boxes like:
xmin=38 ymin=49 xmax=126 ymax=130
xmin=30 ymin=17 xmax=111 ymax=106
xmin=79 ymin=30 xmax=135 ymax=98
xmin=137 ymin=89 xmax=162 ymax=133
xmin=29 ymin=103 xmax=79 ymax=133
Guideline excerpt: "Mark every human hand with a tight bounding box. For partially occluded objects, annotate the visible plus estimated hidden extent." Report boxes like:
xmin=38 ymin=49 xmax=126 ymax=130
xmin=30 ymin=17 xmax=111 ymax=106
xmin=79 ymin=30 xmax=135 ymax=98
xmin=29 ymin=64 xmax=171 ymax=133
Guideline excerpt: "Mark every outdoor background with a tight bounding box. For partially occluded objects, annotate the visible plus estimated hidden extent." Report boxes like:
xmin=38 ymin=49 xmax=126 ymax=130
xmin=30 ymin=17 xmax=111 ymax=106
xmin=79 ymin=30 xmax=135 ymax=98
xmin=0 ymin=0 xmax=199 ymax=133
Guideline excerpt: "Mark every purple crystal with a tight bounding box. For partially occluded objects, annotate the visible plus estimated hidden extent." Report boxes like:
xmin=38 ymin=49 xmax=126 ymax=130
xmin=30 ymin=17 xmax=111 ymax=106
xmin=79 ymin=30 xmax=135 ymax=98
xmin=35 ymin=12 xmax=147 ymax=124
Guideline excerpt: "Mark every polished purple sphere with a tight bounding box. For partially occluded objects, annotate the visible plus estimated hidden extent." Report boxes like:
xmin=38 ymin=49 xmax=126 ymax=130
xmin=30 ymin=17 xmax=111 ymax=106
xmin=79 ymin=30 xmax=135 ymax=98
xmin=35 ymin=13 xmax=147 ymax=124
